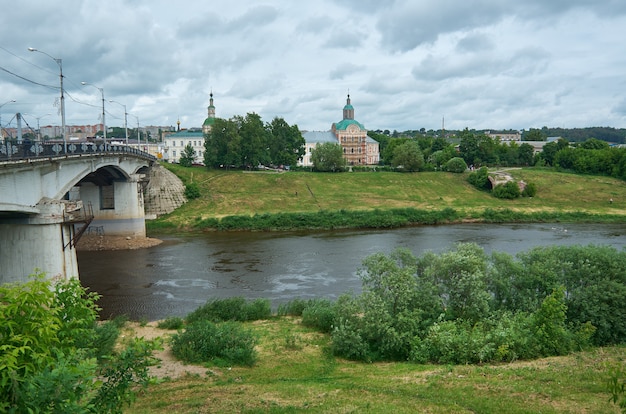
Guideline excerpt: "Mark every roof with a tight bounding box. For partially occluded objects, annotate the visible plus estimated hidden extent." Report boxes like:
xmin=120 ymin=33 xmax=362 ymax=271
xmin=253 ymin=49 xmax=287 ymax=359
xmin=302 ymin=131 xmax=339 ymax=143
xmin=333 ymin=119 xmax=365 ymax=131
xmin=166 ymin=129 xmax=204 ymax=138
xmin=203 ymin=117 xmax=215 ymax=126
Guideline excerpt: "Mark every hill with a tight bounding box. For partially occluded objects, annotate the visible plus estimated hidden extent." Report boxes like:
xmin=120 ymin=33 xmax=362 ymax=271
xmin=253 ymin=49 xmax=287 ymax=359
xmin=150 ymin=165 xmax=625 ymax=231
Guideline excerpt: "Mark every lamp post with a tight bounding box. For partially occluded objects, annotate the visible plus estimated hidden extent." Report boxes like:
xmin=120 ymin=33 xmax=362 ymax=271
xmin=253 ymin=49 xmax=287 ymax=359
xmin=33 ymin=113 xmax=51 ymax=141
xmin=81 ymin=82 xmax=106 ymax=145
xmin=109 ymin=100 xmax=128 ymax=145
xmin=0 ymin=99 xmax=16 ymax=140
xmin=28 ymin=47 xmax=66 ymax=153
xmin=129 ymin=113 xmax=141 ymax=150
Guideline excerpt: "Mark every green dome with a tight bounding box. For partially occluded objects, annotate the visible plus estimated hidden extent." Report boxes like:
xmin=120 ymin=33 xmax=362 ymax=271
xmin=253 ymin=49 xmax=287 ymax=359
xmin=334 ymin=118 xmax=364 ymax=131
xmin=203 ymin=117 xmax=215 ymax=126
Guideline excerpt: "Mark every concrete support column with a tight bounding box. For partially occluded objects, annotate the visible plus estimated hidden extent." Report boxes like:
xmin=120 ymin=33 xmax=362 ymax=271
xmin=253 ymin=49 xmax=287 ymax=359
xmin=0 ymin=200 xmax=78 ymax=284
xmin=78 ymin=174 xmax=146 ymax=237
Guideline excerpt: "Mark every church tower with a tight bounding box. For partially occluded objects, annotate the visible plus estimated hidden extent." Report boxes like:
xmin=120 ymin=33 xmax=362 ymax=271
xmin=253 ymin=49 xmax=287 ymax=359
xmin=343 ymin=94 xmax=354 ymax=120
xmin=202 ymin=92 xmax=217 ymax=134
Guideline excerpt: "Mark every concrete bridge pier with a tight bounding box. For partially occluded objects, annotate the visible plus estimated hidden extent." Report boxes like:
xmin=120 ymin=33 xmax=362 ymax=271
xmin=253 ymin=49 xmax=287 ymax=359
xmin=76 ymin=172 xmax=147 ymax=237
xmin=0 ymin=199 xmax=83 ymax=284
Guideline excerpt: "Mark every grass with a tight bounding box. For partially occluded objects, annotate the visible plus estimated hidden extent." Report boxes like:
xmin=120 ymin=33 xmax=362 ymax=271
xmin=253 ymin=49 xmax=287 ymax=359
xmin=128 ymin=316 xmax=625 ymax=413
xmin=149 ymin=164 xmax=626 ymax=231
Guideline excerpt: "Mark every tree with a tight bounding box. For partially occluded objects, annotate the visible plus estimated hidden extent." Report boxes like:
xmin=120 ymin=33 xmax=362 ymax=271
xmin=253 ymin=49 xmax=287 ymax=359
xmin=238 ymin=113 xmax=270 ymax=168
xmin=179 ymin=143 xmax=196 ymax=167
xmin=391 ymin=140 xmax=424 ymax=172
xmin=311 ymin=142 xmax=346 ymax=172
xmin=518 ymin=143 xmax=535 ymax=166
xmin=524 ymin=129 xmax=546 ymax=141
xmin=267 ymin=117 xmax=305 ymax=167
xmin=204 ymin=118 xmax=242 ymax=168
xmin=445 ymin=157 xmax=468 ymax=173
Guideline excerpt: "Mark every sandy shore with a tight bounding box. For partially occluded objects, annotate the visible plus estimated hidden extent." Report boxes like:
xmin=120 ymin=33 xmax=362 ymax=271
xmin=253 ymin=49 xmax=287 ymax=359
xmin=76 ymin=235 xmax=163 ymax=251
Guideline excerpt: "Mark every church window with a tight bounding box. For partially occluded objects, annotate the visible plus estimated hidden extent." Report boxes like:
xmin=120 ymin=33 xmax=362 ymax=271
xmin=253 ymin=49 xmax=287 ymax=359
xmin=173 ymin=150 xmax=177 ymax=157
xmin=180 ymin=141 xmax=183 ymax=147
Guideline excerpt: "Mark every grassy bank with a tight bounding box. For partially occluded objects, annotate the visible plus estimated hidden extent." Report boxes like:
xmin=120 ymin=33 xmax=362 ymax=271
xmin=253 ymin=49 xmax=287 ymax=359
xmin=149 ymin=164 xmax=626 ymax=231
xmin=128 ymin=317 xmax=625 ymax=413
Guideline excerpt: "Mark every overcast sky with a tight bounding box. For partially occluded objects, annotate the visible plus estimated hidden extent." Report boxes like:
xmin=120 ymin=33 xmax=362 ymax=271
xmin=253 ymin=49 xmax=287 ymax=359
xmin=2 ymin=0 xmax=625 ymax=134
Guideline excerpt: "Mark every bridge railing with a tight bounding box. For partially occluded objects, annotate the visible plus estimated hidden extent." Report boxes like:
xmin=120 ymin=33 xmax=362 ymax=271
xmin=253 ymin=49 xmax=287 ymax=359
xmin=0 ymin=140 xmax=156 ymax=162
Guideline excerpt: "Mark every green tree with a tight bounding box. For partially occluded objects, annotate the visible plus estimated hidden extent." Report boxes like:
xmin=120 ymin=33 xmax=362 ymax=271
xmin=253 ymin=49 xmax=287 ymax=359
xmin=311 ymin=142 xmax=346 ymax=172
xmin=391 ymin=140 xmax=424 ymax=172
xmin=445 ymin=157 xmax=468 ymax=173
xmin=179 ymin=143 xmax=196 ymax=167
xmin=204 ymin=118 xmax=242 ymax=168
xmin=237 ymin=113 xmax=270 ymax=168
xmin=267 ymin=117 xmax=305 ymax=167
xmin=518 ymin=143 xmax=535 ymax=165
xmin=524 ymin=128 xmax=546 ymax=141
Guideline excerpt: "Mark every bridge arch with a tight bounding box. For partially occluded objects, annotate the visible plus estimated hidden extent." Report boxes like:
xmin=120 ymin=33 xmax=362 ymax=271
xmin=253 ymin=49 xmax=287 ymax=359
xmin=0 ymin=145 xmax=156 ymax=283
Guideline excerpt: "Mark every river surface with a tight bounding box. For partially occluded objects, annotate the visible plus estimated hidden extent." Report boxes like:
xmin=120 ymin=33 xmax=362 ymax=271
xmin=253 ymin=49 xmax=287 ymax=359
xmin=78 ymin=223 xmax=626 ymax=321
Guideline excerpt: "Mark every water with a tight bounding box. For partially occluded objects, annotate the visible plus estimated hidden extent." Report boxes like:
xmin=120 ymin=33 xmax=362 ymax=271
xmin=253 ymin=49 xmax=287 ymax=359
xmin=78 ymin=223 xmax=626 ymax=320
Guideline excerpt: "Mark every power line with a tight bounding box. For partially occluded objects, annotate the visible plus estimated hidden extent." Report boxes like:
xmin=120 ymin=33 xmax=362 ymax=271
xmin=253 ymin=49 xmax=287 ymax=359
xmin=0 ymin=65 xmax=58 ymax=90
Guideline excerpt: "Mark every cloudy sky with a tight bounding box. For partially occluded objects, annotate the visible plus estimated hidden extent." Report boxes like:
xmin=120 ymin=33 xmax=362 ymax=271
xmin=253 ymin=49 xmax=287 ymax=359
xmin=1 ymin=0 xmax=625 ymax=134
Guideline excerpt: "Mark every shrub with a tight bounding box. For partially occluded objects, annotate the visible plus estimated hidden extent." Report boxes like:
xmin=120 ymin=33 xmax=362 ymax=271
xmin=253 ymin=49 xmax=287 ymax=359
xmin=157 ymin=316 xmax=185 ymax=330
xmin=467 ymin=166 xmax=490 ymax=190
xmin=171 ymin=320 xmax=257 ymax=366
xmin=0 ymin=274 xmax=159 ymax=413
xmin=301 ymin=299 xmax=337 ymax=333
xmin=492 ymin=181 xmax=521 ymax=199
xmin=522 ymin=181 xmax=537 ymax=197
xmin=276 ymin=298 xmax=312 ymax=316
xmin=445 ymin=157 xmax=468 ymax=173
xmin=186 ymin=297 xmax=271 ymax=323
xmin=184 ymin=182 xmax=201 ymax=199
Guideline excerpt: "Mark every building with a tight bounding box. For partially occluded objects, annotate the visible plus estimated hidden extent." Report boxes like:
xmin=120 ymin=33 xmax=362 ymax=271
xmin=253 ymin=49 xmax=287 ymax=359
xmin=162 ymin=93 xmax=216 ymax=164
xmin=300 ymin=95 xmax=379 ymax=167
xmin=485 ymin=130 xmax=522 ymax=142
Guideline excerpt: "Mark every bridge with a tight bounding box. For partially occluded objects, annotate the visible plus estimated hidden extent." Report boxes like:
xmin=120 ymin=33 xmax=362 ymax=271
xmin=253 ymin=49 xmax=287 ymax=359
xmin=0 ymin=140 xmax=157 ymax=284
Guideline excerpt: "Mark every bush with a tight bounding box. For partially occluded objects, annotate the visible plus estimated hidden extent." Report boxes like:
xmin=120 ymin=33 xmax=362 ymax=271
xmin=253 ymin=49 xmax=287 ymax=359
xmin=301 ymin=299 xmax=337 ymax=333
xmin=522 ymin=182 xmax=537 ymax=197
xmin=157 ymin=316 xmax=185 ymax=330
xmin=467 ymin=166 xmax=490 ymax=190
xmin=184 ymin=182 xmax=201 ymax=199
xmin=186 ymin=297 xmax=271 ymax=323
xmin=171 ymin=320 xmax=257 ymax=366
xmin=492 ymin=181 xmax=521 ymax=199
xmin=445 ymin=157 xmax=468 ymax=173
xmin=0 ymin=274 xmax=159 ymax=413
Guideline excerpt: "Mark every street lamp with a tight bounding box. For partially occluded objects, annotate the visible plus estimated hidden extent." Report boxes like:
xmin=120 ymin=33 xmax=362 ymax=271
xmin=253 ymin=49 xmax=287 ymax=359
xmin=129 ymin=113 xmax=141 ymax=149
xmin=81 ymin=82 xmax=107 ymax=145
xmin=28 ymin=47 xmax=66 ymax=153
xmin=34 ymin=114 xmax=51 ymax=141
xmin=109 ymin=100 xmax=128 ymax=145
xmin=0 ymin=99 xmax=16 ymax=140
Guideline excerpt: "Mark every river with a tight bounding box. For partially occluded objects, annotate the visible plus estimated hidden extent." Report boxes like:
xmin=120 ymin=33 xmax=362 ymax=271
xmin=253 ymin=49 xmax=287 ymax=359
xmin=78 ymin=223 xmax=626 ymax=321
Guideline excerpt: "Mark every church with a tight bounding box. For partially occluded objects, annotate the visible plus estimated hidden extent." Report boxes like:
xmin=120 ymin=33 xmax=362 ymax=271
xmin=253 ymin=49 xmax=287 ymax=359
xmin=162 ymin=92 xmax=216 ymax=164
xmin=163 ymin=93 xmax=379 ymax=167
xmin=299 ymin=95 xmax=379 ymax=167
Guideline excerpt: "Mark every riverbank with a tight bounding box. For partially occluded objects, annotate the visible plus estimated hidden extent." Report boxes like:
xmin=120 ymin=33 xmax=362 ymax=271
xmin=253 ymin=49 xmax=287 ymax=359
xmin=76 ymin=235 xmax=163 ymax=251
xmin=150 ymin=164 xmax=626 ymax=232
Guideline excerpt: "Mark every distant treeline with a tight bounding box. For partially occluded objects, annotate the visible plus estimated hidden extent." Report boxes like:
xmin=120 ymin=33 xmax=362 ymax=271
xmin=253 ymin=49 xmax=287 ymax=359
xmin=371 ymin=127 xmax=626 ymax=144
xmin=531 ymin=127 xmax=626 ymax=144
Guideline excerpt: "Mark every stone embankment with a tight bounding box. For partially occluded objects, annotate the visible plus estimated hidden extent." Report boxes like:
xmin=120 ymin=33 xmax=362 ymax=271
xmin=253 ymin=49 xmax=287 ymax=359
xmin=143 ymin=163 xmax=186 ymax=219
